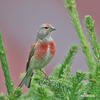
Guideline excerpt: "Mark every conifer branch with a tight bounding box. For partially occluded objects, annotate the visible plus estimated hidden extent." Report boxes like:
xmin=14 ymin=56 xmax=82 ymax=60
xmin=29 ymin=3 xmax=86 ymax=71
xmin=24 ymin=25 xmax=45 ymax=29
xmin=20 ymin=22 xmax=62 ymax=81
xmin=85 ymin=15 xmax=100 ymax=61
xmin=58 ymin=45 xmax=78 ymax=78
xmin=0 ymin=32 xmax=14 ymax=95
xmin=64 ymin=0 xmax=96 ymax=72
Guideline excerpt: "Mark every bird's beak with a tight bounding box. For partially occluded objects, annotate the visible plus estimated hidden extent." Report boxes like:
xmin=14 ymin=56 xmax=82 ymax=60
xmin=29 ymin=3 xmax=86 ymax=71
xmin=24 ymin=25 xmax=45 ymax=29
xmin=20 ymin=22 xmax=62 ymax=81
xmin=51 ymin=27 xmax=56 ymax=31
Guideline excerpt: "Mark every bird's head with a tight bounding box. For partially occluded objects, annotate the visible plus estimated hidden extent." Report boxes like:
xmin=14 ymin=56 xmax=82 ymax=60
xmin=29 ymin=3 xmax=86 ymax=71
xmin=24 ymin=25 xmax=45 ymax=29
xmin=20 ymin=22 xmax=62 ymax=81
xmin=37 ymin=24 xmax=56 ymax=40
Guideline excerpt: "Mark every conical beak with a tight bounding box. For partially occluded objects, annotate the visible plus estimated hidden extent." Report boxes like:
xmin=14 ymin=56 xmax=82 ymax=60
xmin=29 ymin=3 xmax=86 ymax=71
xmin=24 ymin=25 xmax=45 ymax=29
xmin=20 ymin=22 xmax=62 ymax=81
xmin=51 ymin=27 xmax=56 ymax=31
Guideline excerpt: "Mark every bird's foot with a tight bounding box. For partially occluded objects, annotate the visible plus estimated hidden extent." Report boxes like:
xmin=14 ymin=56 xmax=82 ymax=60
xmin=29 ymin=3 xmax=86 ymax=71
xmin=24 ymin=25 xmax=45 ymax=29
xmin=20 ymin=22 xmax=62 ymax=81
xmin=40 ymin=69 xmax=50 ymax=81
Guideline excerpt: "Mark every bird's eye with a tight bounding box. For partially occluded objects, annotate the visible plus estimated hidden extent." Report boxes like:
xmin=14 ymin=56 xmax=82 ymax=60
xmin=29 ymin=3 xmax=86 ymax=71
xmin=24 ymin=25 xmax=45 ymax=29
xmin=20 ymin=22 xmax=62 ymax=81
xmin=44 ymin=27 xmax=49 ymax=29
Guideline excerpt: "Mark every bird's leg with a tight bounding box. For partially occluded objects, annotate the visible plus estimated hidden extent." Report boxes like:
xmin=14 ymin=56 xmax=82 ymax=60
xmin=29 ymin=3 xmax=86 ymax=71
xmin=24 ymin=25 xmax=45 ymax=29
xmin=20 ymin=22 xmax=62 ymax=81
xmin=40 ymin=69 xmax=49 ymax=80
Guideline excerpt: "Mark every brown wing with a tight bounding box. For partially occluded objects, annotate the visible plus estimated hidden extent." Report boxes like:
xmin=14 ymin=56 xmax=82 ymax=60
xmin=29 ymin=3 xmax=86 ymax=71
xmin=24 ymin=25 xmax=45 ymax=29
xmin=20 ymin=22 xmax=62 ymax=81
xmin=26 ymin=40 xmax=37 ymax=72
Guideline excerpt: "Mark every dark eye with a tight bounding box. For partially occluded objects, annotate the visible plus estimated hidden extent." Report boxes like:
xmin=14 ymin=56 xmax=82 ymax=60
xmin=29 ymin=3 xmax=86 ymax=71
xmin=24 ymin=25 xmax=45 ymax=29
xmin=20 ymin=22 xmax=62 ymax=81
xmin=44 ymin=27 xmax=49 ymax=29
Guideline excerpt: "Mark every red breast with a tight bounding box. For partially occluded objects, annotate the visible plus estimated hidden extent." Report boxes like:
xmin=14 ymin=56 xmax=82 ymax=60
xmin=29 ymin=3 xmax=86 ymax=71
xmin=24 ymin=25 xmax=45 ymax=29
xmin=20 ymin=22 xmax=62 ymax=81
xmin=35 ymin=40 xmax=55 ymax=59
xmin=48 ymin=41 xmax=55 ymax=56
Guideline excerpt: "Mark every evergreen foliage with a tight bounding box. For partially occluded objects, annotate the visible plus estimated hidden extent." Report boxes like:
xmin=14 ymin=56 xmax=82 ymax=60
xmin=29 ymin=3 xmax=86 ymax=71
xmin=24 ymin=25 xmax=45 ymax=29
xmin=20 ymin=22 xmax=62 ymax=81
xmin=0 ymin=33 xmax=14 ymax=95
xmin=0 ymin=0 xmax=100 ymax=99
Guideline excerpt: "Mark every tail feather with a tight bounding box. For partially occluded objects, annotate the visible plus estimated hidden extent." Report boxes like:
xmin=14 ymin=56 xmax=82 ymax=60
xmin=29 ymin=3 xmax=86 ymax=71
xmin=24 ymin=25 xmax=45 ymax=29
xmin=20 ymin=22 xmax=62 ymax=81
xmin=25 ymin=73 xmax=33 ymax=88
xmin=18 ymin=72 xmax=33 ymax=88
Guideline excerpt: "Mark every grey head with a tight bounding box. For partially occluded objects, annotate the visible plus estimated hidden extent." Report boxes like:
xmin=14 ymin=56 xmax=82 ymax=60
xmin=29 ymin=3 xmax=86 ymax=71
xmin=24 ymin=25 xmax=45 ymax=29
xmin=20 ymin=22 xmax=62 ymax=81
xmin=37 ymin=24 xmax=56 ymax=40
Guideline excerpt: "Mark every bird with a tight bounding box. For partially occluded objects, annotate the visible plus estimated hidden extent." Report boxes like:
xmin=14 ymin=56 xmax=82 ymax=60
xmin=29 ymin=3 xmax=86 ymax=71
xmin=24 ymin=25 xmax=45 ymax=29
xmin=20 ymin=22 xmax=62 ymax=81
xmin=18 ymin=24 xmax=56 ymax=88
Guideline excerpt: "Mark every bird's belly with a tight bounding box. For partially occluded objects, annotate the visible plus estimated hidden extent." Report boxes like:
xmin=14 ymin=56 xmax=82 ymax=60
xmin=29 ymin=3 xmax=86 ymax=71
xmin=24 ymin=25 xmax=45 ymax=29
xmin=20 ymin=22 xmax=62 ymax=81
xmin=30 ymin=48 xmax=53 ymax=69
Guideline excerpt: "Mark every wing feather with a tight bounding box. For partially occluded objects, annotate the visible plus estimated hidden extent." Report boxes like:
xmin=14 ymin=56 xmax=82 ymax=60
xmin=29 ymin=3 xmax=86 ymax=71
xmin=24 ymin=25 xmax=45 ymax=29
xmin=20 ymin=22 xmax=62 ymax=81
xmin=26 ymin=40 xmax=37 ymax=71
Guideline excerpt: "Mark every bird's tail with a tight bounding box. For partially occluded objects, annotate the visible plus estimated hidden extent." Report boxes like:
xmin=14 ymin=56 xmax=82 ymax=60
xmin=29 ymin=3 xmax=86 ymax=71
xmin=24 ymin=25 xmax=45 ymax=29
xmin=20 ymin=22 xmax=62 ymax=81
xmin=18 ymin=72 xmax=33 ymax=88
